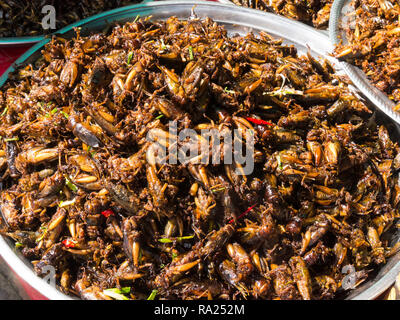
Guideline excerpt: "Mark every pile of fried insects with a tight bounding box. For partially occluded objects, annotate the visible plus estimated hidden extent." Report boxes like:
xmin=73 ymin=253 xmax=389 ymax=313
xmin=0 ymin=15 xmax=399 ymax=300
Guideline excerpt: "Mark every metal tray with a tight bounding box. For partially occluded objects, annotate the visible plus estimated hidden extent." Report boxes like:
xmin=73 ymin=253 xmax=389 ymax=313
xmin=0 ymin=0 xmax=399 ymax=300
xmin=329 ymin=0 xmax=399 ymax=125
xmin=0 ymin=1 xmax=150 ymax=47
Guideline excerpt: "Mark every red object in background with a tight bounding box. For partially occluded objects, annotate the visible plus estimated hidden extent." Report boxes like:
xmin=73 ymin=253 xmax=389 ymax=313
xmin=16 ymin=274 xmax=48 ymax=300
xmin=228 ymin=204 xmax=257 ymax=224
xmin=0 ymin=46 xmax=31 ymax=76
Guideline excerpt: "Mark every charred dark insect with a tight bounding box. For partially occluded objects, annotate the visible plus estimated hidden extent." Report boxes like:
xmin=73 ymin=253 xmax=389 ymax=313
xmin=0 ymin=15 xmax=399 ymax=300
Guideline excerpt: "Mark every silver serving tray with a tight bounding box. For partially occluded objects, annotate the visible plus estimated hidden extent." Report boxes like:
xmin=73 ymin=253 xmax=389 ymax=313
xmin=0 ymin=0 xmax=399 ymax=300
xmin=329 ymin=0 xmax=400 ymax=126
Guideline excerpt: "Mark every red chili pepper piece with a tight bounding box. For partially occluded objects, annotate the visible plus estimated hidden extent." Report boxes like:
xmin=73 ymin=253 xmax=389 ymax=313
xmin=245 ymin=117 xmax=273 ymax=126
xmin=101 ymin=209 xmax=115 ymax=218
xmin=62 ymin=239 xmax=76 ymax=248
xmin=229 ymin=204 xmax=257 ymax=224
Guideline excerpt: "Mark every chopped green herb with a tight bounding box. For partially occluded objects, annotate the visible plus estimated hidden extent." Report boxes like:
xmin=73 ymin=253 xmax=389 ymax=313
xmin=59 ymin=198 xmax=76 ymax=208
xmin=127 ymin=51 xmax=134 ymax=65
xmin=60 ymin=111 xmax=69 ymax=119
xmin=159 ymin=235 xmax=195 ymax=243
xmin=224 ymin=87 xmax=235 ymax=94
xmin=134 ymin=15 xmax=140 ymax=23
xmin=155 ymin=113 xmax=164 ymax=120
xmin=208 ymin=220 xmax=215 ymax=232
xmin=103 ymin=288 xmax=130 ymax=300
xmin=45 ymin=106 xmax=58 ymax=118
xmin=4 ymin=137 xmax=19 ymax=142
xmin=188 ymin=46 xmax=194 ymax=60
xmin=0 ymin=107 xmax=8 ymax=117
xmin=86 ymin=146 xmax=96 ymax=158
xmin=277 ymin=155 xmax=283 ymax=170
xmin=147 ymin=289 xmax=158 ymax=300
xmin=36 ymin=227 xmax=47 ymax=243
xmin=65 ymin=176 xmax=78 ymax=192
xmin=160 ymin=38 xmax=166 ymax=50
xmin=15 ymin=242 xmax=23 ymax=248
xmin=171 ymin=252 xmax=178 ymax=260
xmin=120 ymin=287 xmax=131 ymax=294
xmin=158 ymin=238 xmax=173 ymax=243
xmin=177 ymin=235 xmax=195 ymax=241
xmin=138 ymin=248 xmax=143 ymax=264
